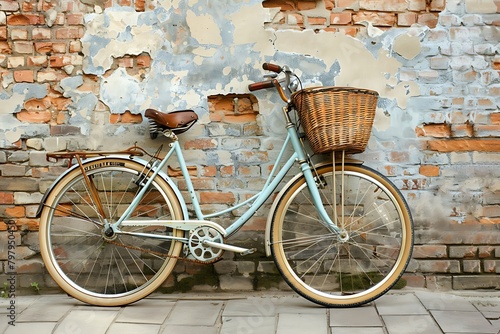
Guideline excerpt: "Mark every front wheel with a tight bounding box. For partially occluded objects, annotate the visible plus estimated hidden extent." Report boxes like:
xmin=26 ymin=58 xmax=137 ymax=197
xmin=270 ymin=163 xmax=413 ymax=307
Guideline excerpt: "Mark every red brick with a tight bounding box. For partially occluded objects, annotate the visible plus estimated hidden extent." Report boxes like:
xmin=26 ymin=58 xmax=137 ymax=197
xmin=412 ymin=245 xmax=447 ymax=258
xmin=136 ymin=54 xmax=151 ymax=67
xmin=108 ymin=110 xmax=136 ymax=123
xmin=429 ymin=0 xmax=446 ymax=11
xmin=24 ymin=99 xmax=50 ymax=112
xmin=199 ymin=191 xmax=235 ymax=205
xmin=330 ymin=12 xmax=352 ymax=25
xmin=13 ymin=41 xmax=33 ymax=54
xmin=16 ymin=110 xmax=52 ymax=123
xmin=491 ymin=113 xmax=500 ymax=125
xmin=201 ymin=166 xmax=217 ymax=177
xmin=418 ymin=123 xmax=451 ymax=138
xmin=308 ymin=16 xmax=327 ymax=25
xmin=336 ymin=0 xmax=358 ymax=8
xmin=224 ymin=113 xmax=257 ymax=124
xmin=419 ymin=165 xmax=440 ymax=177
xmin=397 ymin=12 xmax=417 ymax=26
xmin=184 ymin=138 xmax=218 ymax=150
xmin=55 ymin=27 xmax=84 ymax=39
xmin=167 ymin=165 xmax=197 ymax=177
xmin=262 ymin=0 xmax=295 ymax=10
xmin=10 ymin=28 xmax=28 ymax=40
xmin=0 ymin=192 xmax=14 ymax=204
xmin=417 ymin=13 xmax=439 ymax=28
xmin=353 ymin=11 xmax=396 ymax=26
xmin=35 ymin=42 xmax=53 ymax=54
xmin=427 ymin=139 xmax=500 ymax=152
xmin=6 ymin=14 xmax=31 ymax=25
xmin=27 ymin=55 xmax=48 ymax=67
xmin=14 ymin=70 xmax=34 ymax=83
xmin=32 ymin=28 xmax=51 ymax=40
xmin=1 ymin=0 xmax=20 ymax=11
xmin=5 ymin=206 xmax=25 ymax=218
xmin=66 ymin=13 xmax=84 ymax=25
xmin=359 ymin=0 xmax=408 ymax=12
xmin=220 ymin=165 xmax=235 ymax=177
xmin=135 ymin=0 xmax=145 ymax=11
xmin=0 ymin=27 xmax=7 ymax=40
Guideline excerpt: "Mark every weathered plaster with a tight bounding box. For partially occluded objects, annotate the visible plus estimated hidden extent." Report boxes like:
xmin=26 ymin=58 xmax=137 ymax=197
xmin=1 ymin=0 xmax=423 ymax=146
xmin=81 ymin=1 xmax=420 ymax=132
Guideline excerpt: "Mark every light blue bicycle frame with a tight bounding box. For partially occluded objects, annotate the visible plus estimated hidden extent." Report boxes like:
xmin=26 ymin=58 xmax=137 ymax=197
xmin=111 ymin=107 xmax=341 ymax=238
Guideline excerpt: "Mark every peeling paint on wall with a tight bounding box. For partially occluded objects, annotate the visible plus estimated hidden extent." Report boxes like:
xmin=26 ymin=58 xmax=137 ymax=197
xmin=78 ymin=0 xmax=421 ymax=143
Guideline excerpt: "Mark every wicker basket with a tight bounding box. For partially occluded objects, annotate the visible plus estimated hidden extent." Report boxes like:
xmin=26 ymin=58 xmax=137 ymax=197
xmin=291 ymin=86 xmax=379 ymax=154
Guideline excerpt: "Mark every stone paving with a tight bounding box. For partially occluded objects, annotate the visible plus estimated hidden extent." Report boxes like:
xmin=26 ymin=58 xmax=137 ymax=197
xmin=1 ymin=289 xmax=499 ymax=334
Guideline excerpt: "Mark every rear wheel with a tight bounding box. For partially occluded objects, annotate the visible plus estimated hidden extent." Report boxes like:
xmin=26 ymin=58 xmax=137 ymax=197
xmin=270 ymin=164 xmax=413 ymax=307
xmin=39 ymin=158 xmax=184 ymax=306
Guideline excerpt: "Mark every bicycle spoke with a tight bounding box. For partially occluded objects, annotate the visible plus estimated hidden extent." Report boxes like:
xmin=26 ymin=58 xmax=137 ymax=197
xmin=271 ymin=164 xmax=412 ymax=307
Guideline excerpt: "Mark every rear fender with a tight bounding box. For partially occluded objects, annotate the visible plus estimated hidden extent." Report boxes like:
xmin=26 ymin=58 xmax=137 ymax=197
xmin=36 ymin=155 xmax=188 ymax=219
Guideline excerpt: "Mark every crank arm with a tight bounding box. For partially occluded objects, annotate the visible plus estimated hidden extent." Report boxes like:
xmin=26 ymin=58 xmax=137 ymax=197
xmin=202 ymin=240 xmax=256 ymax=256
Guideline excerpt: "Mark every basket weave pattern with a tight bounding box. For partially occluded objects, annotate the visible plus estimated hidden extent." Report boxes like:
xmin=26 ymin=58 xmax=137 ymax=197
xmin=292 ymin=87 xmax=379 ymax=154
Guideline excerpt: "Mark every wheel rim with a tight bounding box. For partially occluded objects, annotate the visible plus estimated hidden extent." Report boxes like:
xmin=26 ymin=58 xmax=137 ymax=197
xmin=271 ymin=165 xmax=412 ymax=306
xmin=40 ymin=161 xmax=183 ymax=303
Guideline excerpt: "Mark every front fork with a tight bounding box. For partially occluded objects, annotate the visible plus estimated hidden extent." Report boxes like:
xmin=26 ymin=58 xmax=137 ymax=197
xmin=283 ymin=106 xmax=345 ymax=239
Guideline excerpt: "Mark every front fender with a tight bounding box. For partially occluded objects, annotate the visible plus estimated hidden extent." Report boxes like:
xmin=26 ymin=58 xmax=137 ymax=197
xmin=36 ymin=155 xmax=188 ymax=219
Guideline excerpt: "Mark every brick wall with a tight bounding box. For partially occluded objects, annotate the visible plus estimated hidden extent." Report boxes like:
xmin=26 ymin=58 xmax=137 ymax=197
xmin=0 ymin=0 xmax=499 ymax=294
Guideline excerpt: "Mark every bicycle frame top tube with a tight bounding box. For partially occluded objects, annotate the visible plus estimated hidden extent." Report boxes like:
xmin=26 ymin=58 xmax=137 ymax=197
xmin=114 ymin=109 xmax=341 ymax=236
xmin=114 ymin=121 xmax=340 ymax=236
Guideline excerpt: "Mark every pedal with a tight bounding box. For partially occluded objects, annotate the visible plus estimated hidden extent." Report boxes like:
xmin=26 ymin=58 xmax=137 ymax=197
xmin=240 ymin=248 xmax=256 ymax=256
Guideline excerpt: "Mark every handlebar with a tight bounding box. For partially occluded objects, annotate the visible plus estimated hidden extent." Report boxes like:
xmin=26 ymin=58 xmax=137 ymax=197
xmin=262 ymin=63 xmax=282 ymax=73
xmin=247 ymin=63 xmax=298 ymax=102
xmin=248 ymin=79 xmax=275 ymax=92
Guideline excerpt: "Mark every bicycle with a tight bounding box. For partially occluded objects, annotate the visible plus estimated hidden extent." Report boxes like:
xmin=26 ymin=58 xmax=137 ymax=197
xmin=36 ymin=63 xmax=413 ymax=307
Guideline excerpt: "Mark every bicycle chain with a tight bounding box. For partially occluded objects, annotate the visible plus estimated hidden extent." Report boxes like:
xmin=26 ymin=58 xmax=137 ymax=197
xmin=107 ymin=239 xmax=223 ymax=265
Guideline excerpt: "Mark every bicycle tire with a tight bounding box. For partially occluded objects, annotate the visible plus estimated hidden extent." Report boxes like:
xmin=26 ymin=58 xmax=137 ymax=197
xmin=270 ymin=163 xmax=413 ymax=307
xmin=39 ymin=157 xmax=184 ymax=306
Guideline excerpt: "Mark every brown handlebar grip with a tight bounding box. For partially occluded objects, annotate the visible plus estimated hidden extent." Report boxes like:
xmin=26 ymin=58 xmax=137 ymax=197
xmin=248 ymin=80 xmax=275 ymax=91
xmin=262 ymin=63 xmax=282 ymax=73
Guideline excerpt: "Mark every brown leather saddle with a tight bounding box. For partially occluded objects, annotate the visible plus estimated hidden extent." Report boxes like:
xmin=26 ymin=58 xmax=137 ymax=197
xmin=145 ymin=108 xmax=198 ymax=138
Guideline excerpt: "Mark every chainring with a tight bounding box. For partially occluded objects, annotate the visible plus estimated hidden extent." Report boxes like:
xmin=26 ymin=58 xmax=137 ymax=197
xmin=188 ymin=226 xmax=224 ymax=262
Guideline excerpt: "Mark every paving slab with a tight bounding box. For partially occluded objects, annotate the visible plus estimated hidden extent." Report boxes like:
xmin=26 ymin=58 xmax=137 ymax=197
xmin=331 ymin=327 xmax=385 ymax=334
xmin=330 ymin=306 xmax=383 ymax=327
xmin=223 ymin=297 xmax=279 ymax=318
xmin=415 ymin=291 xmax=478 ymax=312
xmin=382 ymin=315 xmax=442 ymax=334
xmin=221 ymin=316 xmax=276 ymax=334
xmin=4 ymin=289 xmax=500 ymax=334
xmin=0 ymin=296 xmax=38 ymax=315
xmin=430 ymin=310 xmax=497 ymax=334
xmin=375 ymin=293 xmax=428 ymax=315
xmin=53 ymin=309 xmax=119 ymax=334
xmin=114 ymin=299 xmax=175 ymax=324
xmin=3 ymin=322 xmax=57 ymax=334
xmin=15 ymin=295 xmax=77 ymax=322
xmin=160 ymin=325 xmax=218 ymax=334
xmin=165 ymin=300 xmax=223 ymax=326
xmin=472 ymin=299 xmax=500 ymax=319
xmin=277 ymin=313 xmax=328 ymax=334
xmin=106 ymin=323 xmax=161 ymax=334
